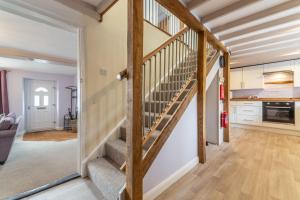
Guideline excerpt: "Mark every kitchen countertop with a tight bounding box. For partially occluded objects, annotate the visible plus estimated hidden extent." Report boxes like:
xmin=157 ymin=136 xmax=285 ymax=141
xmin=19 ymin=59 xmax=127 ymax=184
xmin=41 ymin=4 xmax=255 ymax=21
xmin=231 ymin=98 xmax=300 ymax=102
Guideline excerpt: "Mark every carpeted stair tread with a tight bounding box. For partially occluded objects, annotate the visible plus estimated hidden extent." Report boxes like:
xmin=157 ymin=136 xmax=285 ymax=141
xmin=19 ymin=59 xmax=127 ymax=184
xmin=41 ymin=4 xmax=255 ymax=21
xmin=88 ymin=158 xmax=125 ymax=200
xmin=106 ymin=139 xmax=127 ymax=167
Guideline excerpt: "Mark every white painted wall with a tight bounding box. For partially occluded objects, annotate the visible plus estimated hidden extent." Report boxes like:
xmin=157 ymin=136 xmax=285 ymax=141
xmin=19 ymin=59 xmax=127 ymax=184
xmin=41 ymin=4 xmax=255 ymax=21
xmin=144 ymin=95 xmax=198 ymax=198
xmin=7 ymin=70 xmax=75 ymax=135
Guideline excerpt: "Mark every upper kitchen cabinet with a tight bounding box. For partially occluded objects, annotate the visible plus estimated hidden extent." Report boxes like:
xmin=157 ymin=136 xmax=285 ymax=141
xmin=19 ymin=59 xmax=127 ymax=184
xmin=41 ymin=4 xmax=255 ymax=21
xmin=230 ymin=68 xmax=243 ymax=90
xmin=264 ymin=60 xmax=293 ymax=73
xmin=294 ymin=60 xmax=300 ymax=87
xmin=243 ymin=65 xmax=264 ymax=89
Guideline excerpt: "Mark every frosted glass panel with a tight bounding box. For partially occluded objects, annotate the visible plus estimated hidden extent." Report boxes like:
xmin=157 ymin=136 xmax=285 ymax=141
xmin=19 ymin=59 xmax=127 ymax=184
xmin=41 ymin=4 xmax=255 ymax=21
xmin=44 ymin=96 xmax=49 ymax=106
xmin=34 ymin=95 xmax=40 ymax=107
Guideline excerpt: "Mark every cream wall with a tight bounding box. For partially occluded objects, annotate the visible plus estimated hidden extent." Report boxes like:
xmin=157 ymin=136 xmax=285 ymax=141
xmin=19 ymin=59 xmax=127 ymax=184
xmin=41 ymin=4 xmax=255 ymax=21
xmin=83 ymin=1 xmax=170 ymax=156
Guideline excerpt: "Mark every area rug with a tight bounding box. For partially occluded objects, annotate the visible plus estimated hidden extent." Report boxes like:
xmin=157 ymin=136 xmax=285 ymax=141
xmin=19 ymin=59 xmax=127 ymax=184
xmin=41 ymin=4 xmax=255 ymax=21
xmin=23 ymin=131 xmax=77 ymax=142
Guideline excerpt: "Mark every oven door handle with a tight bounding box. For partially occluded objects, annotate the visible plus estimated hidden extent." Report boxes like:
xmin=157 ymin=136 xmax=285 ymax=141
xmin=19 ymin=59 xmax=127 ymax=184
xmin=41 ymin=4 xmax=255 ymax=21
xmin=264 ymin=106 xmax=292 ymax=109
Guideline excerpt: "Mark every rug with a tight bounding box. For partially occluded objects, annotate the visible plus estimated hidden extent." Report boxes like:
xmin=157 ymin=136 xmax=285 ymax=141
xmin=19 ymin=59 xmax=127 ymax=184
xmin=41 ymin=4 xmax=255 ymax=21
xmin=23 ymin=130 xmax=77 ymax=142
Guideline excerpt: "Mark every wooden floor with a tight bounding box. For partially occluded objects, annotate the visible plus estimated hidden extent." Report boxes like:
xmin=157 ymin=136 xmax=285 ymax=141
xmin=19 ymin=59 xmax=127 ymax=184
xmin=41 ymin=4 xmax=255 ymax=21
xmin=156 ymin=127 xmax=300 ymax=200
xmin=23 ymin=130 xmax=77 ymax=142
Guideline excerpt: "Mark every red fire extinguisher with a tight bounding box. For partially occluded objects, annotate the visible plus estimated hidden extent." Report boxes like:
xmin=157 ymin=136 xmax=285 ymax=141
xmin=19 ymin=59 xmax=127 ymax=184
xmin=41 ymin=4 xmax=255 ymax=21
xmin=221 ymin=112 xmax=229 ymax=128
xmin=220 ymin=84 xmax=225 ymax=100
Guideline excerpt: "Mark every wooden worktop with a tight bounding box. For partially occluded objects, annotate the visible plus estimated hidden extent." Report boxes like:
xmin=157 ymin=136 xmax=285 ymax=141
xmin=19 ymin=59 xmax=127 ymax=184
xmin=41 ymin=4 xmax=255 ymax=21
xmin=231 ymin=98 xmax=300 ymax=102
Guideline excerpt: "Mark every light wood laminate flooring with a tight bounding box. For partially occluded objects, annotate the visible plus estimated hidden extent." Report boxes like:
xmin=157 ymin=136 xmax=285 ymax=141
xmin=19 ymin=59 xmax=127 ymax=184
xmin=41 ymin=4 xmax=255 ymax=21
xmin=156 ymin=127 xmax=300 ymax=200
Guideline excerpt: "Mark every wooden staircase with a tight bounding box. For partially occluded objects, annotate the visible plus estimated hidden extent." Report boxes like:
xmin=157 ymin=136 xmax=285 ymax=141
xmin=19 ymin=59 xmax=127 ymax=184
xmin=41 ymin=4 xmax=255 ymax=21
xmin=86 ymin=27 xmax=220 ymax=199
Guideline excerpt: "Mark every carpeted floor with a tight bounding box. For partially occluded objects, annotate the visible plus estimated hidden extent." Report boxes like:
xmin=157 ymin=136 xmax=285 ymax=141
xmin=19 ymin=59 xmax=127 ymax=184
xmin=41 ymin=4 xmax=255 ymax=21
xmin=23 ymin=130 xmax=77 ymax=142
xmin=0 ymin=137 xmax=78 ymax=199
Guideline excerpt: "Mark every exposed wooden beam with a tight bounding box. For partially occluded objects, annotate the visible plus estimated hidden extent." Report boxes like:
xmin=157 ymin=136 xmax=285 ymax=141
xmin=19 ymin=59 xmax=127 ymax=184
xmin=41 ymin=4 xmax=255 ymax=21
xmin=212 ymin=1 xmax=300 ymax=33
xmin=232 ymin=40 xmax=300 ymax=57
xmin=223 ymin=52 xmax=230 ymax=143
xmin=54 ymin=0 xmax=100 ymax=21
xmin=155 ymin=0 xmax=227 ymax=53
xmin=125 ymin=0 xmax=143 ymax=199
xmin=231 ymin=32 xmax=300 ymax=52
xmin=225 ymin=24 xmax=300 ymax=47
xmin=187 ymin=0 xmax=209 ymax=10
xmin=97 ymin=0 xmax=119 ymax=20
xmin=197 ymin=30 xmax=207 ymax=164
xmin=231 ymin=51 xmax=300 ymax=68
xmin=220 ymin=13 xmax=300 ymax=41
xmin=0 ymin=47 xmax=76 ymax=66
xmin=203 ymin=0 xmax=259 ymax=23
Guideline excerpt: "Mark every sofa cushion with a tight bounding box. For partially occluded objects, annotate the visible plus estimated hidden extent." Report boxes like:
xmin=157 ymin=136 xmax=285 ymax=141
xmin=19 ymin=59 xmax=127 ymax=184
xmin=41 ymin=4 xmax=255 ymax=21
xmin=0 ymin=120 xmax=12 ymax=131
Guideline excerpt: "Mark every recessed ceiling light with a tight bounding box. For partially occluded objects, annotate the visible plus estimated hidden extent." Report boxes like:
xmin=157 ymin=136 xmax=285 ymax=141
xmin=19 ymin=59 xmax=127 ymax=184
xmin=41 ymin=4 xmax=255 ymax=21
xmin=33 ymin=59 xmax=49 ymax=64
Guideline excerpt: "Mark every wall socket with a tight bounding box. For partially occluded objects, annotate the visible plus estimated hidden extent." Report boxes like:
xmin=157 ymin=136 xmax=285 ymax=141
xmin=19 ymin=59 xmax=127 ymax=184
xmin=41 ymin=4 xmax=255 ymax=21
xmin=99 ymin=68 xmax=107 ymax=76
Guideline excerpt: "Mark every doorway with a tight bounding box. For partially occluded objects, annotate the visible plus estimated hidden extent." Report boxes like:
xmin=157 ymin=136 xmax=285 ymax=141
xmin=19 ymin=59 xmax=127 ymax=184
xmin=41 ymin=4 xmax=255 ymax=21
xmin=25 ymin=79 xmax=56 ymax=132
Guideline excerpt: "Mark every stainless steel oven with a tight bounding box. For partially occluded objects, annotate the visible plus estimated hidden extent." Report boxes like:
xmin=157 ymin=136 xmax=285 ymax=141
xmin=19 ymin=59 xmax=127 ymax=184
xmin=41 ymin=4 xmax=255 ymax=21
xmin=263 ymin=102 xmax=295 ymax=124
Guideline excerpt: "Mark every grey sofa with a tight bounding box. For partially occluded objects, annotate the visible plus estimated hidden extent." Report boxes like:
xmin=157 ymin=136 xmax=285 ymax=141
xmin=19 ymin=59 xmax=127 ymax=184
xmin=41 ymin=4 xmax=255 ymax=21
xmin=0 ymin=121 xmax=19 ymax=165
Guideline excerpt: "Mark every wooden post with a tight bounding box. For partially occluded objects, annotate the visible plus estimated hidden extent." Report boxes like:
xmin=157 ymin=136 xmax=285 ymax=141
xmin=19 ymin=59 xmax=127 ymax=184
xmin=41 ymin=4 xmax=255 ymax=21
xmin=197 ymin=30 xmax=207 ymax=164
xmin=223 ymin=52 xmax=230 ymax=142
xmin=126 ymin=0 xmax=143 ymax=199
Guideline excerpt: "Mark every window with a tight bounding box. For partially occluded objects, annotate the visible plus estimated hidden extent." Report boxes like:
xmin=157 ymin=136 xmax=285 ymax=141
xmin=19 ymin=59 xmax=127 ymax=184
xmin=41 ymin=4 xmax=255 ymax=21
xmin=43 ymin=96 xmax=49 ymax=106
xmin=34 ymin=95 xmax=40 ymax=107
xmin=35 ymin=87 xmax=48 ymax=92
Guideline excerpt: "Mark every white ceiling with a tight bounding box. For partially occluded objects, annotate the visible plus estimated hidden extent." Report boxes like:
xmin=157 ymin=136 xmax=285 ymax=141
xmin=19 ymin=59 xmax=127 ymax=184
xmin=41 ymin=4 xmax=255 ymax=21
xmin=182 ymin=0 xmax=300 ymax=68
xmin=0 ymin=6 xmax=77 ymax=75
xmin=82 ymin=0 xmax=103 ymax=7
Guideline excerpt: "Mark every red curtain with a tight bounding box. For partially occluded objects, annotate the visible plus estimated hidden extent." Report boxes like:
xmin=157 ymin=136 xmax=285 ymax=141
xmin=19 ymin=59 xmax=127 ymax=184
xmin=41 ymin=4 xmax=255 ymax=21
xmin=0 ymin=70 xmax=9 ymax=114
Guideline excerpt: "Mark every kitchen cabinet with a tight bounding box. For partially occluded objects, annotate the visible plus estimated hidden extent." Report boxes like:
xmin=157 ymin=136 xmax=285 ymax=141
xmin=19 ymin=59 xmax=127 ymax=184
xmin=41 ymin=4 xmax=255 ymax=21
xmin=243 ymin=65 xmax=264 ymax=89
xmin=264 ymin=60 xmax=293 ymax=73
xmin=230 ymin=101 xmax=262 ymax=125
xmin=230 ymin=68 xmax=243 ymax=90
xmin=294 ymin=60 xmax=300 ymax=87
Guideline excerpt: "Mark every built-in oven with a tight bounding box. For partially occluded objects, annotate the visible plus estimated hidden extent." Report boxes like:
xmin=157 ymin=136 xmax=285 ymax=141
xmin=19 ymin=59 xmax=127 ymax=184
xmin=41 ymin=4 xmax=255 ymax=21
xmin=263 ymin=102 xmax=295 ymax=124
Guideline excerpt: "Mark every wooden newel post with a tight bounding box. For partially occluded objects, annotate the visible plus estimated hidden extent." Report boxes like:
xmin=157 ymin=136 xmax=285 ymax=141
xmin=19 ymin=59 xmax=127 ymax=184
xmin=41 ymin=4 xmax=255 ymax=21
xmin=126 ymin=0 xmax=143 ymax=199
xmin=197 ymin=30 xmax=207 ymax=164
xmin=223 ymin=52 xmax=230 ymax=142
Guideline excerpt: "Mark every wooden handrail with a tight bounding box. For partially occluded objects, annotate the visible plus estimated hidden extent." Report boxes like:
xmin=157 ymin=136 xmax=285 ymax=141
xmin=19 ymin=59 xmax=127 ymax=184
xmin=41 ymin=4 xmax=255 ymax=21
xmin=206 ymin=51 xmax=220 ymax=76
xmin=143 ymin=27 xmax=189 ymax=62
xmin=155 ymin=0 xmax=227 ymax=53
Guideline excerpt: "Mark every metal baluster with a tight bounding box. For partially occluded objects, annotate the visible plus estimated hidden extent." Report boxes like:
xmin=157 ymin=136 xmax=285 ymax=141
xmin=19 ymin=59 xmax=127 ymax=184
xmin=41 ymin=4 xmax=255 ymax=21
xmin=148 ymin=59 xmax=152 ymax=131
xmin=163 ymin=47 xmax=166 ymax=111
xmin=171 ymin=42 xmax=174 ymax=100
xmin=159 ymin=51 xmax=162 ymax=114
xmin=154 ymin=55 xmax=157 ymax=126
xmin=143 ymin=63 xmax=146 ymax=137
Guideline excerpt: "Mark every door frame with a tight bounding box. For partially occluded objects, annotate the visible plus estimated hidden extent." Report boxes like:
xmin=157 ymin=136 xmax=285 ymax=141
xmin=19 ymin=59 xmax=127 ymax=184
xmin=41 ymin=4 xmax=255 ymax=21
xmin=24 ymin=79 xmax=57 ymax=132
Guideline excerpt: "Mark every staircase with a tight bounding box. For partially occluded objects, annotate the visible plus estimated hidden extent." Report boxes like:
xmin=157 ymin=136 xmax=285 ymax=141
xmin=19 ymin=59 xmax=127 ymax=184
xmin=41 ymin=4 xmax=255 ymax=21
xmin=86 ymin=30 xmax=219 ymax=200
xmin=84 ymin=0 xmax=221 ymax=199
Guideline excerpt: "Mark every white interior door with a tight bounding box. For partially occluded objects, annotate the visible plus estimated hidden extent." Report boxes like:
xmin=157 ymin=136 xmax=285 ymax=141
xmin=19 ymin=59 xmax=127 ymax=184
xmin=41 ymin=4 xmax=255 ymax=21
xmin=26 ymin=79 xmax=56 ymax=132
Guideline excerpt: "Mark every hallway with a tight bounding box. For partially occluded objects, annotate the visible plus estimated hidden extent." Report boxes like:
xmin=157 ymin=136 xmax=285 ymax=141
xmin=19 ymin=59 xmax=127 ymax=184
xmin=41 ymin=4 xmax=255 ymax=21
xmin=157 ymin=128 xmax=300 ymax=200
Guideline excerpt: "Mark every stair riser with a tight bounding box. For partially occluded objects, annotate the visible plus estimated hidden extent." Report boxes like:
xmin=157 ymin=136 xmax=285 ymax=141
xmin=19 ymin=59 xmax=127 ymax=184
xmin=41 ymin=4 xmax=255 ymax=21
xmin=144 ymin=102 xmax=167 ymax=113
xmin=105 ymin=143 xmax=126 ymax=167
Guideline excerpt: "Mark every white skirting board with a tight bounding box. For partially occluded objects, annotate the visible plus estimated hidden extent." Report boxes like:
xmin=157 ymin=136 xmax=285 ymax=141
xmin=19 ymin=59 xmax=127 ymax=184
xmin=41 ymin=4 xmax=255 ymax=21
xmin=143 ymin=157 xmax=199 ymax=200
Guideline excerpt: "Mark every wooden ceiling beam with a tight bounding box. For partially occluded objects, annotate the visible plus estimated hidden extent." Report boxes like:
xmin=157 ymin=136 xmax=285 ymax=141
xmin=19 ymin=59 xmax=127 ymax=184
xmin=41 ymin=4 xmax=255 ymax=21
xmin=97 ymin=0 xmax=119 ymax=20
xmin=187 ymin=0 xmax=209 ymax=10
xmin=0 ymin=47 xmax=77 ymax=66
xmin=203 ymin=0 xmax=259 ymax=23
xmin=155 ymin=0 xmax=227 ymax=52
xmin=54 ymin=0 xmax=101 ymax=21
xmin=225 ymin=24 xmax=300 ymax=47
xmin=212 ymin=1 xmax=300 ymax=33
xmin=231 ymin=32 xmax=300 ymax=52
xmin=220 ymin=13 xmax=300 ymax=41
xmin=232 ymin=42 xmax=300 ymax=58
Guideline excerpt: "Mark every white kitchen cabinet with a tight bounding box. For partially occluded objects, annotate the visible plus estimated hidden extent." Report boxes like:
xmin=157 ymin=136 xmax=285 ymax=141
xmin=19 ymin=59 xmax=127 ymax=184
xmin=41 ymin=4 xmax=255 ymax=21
xmin=230 ymin=68 xmax=243 ymax=90
xmin=295 ymin=102 xmax=300 ymax=128
xmin=294 ymin=60 xmax=300 ymax=87
xmin=264 ymin=60 xmax=293 ymax=73
xmin=243 ymin=65 xmax=264 ymax=89
xmin=230 ymin=105 xmax=237 ymax=123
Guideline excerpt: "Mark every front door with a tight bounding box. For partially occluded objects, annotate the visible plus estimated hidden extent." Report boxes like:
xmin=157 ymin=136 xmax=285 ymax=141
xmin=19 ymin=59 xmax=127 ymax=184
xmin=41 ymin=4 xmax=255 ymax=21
xmin=25 ymin=79 xmax=56 ymax=132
